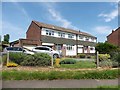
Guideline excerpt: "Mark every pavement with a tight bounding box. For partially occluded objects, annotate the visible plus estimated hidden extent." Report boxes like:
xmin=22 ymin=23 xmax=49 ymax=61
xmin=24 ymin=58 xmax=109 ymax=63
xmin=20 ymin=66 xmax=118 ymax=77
xmin=2 ymin=79 xmax=119 ymax=88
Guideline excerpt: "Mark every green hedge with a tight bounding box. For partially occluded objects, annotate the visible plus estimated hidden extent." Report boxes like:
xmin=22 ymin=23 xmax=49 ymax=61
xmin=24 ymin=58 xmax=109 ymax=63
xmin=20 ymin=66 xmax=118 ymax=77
xmin=78 ymin=54 xmax=86 ymax=58
xmin=60 ymin=59 xmax=76 ymax=64
xmin=21 ymin=53 xmax=51 ymax=66
xmin=2 ymin=69 xmax=119 ymax=80
xmin=4 ymin=52 xmax=51 ymax=67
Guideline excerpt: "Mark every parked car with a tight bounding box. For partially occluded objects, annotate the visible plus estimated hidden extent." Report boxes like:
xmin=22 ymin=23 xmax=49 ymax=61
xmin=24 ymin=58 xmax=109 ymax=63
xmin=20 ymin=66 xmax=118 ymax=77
xmin=3 ymin=47 xmax=24 ymax=53
xmin=32 ymin=46 xmax=60 ymax=58
xmin=23 ymin=49 xmax=35 ymax=55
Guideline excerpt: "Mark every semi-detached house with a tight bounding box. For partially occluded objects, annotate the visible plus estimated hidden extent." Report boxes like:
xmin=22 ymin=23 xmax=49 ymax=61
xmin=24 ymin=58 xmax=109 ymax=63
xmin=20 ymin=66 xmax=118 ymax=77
xmin=11 ymin=21 xmax=97 ymax=56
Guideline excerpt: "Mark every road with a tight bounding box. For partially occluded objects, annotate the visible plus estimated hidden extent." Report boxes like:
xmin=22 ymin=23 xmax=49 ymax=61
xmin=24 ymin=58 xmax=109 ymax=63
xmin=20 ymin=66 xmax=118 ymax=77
xmin=2 ymin=79 xmax=118 ymax=88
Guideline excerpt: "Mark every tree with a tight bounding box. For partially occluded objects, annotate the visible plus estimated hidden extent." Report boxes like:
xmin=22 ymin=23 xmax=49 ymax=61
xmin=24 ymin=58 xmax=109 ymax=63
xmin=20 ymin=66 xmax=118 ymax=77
xmin=3 ymin=34 xmax=10 ymax=44
xmin=95 ymin=42 xmax=118 ymax=54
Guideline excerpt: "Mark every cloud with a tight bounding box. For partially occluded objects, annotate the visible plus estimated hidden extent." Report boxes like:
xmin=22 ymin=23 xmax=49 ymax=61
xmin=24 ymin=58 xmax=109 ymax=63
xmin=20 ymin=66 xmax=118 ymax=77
xmin=2 ymin=21 xmax=25 ymax=41
xmin=44 ymin=3 xmax=79 ymax=30
xmin=98 ymin=9 xmax=118 ymax=22
xmin=93 ymin=26 xmax=112 ymax=34
xmin=98 ymin=3 xmax=118 ymax=22
xmin=12 ymin=1 xmax=32 ymax=22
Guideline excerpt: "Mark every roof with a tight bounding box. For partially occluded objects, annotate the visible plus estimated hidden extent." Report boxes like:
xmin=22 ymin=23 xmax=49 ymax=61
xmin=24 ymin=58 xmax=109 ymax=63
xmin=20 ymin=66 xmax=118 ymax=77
xmin=32 ymin=20 xmax=96 ymax=38
xmin=41 ymin=35 xmax=96 ymax=46
xmin=107 ymin=27 xmax=120 ymax=37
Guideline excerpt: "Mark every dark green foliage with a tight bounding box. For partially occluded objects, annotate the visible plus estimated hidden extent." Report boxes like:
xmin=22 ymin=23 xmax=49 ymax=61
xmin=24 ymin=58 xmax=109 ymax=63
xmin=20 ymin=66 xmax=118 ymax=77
xmin=9 ymin=52 xmax=25 ymax=65
xmin=21 ymin=53 xmax=51 ymax=66
xmin=78 ymin=54 xmax=86 ymax=58
xmin=3 ymin=34 xmax=10 ymax=44
xmin=60 ymin=59 xmax=76 ymax=64
xmin=99 ymin=60 xmax=112 ymax=68
xmin=95 ymin=42 xmax=118 ymax=54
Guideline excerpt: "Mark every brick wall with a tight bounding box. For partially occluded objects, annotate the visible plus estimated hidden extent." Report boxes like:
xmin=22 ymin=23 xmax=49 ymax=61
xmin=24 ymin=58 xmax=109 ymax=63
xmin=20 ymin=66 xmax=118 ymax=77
xmin=26 ymin=21 xmax=42 ymax=40
xmin=107 ymin=28 xmax=120 ymax=47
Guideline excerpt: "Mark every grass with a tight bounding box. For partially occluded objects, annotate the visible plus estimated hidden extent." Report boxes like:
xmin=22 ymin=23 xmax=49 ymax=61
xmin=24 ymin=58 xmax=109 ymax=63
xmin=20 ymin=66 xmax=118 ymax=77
xmin=2 ymin=69 xmax=119 ymax=80
xmin=60 ymin=61 xmax=96 ymax=69
xmin=97 ymin=85 xmax=119 ymax=88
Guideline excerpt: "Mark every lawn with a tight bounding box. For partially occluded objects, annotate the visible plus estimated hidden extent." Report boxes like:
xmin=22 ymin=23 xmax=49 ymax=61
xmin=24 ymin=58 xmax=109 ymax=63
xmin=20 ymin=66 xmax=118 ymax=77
xmin=60 ymin=61 xmax=96 ymax=69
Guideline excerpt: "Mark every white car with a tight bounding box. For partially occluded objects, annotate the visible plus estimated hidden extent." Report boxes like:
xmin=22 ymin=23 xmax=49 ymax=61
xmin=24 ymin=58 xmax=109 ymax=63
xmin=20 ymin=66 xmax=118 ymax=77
xmin=32 ymin=46 xmax=60 ymax=58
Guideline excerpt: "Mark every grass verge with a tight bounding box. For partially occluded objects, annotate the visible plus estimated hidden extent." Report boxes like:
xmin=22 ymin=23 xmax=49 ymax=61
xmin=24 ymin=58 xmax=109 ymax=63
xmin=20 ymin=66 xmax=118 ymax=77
xmin=2 ymin=69 xmax=119 ymax=80
xmin=60 ymin=61 xmax=96 ymax=69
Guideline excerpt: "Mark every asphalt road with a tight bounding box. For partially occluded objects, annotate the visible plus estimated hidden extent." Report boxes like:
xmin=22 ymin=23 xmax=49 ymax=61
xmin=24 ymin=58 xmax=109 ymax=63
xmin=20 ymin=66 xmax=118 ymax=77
xmin=2 ymin=79 xmax=119 ymax=88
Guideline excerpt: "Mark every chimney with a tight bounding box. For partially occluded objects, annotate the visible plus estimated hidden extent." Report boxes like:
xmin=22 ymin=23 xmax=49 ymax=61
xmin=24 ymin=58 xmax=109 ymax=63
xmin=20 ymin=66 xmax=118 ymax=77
xmin=112 ymin=30 xmax=114 ymax=33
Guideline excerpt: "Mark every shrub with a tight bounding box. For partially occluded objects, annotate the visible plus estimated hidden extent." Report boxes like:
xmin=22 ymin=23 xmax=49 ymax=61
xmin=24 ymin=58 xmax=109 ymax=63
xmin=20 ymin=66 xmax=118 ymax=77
xmin=111 ymin=52 xmax=120 ymax=62
xmin=98 ymin=54 xmax=110 ymax=61
xmin=21 ymin=53 xmax=51 ymax=66
xmin=78 ymin=54 xmax=86 ymax=58
xmin=86 ymin=55 xmax=91 ymax=58
xmin=99 ymin=60 xmax=112 ymax=68
xmin=9 ymin=52 xmax=26 ymax=65
xmin=112 ymin=61 xmax=119 ymax=67
xmin=7 ymin=62 xmax=18 ymax=67
xmin=60 ymin=59 xmax=76 ymax=64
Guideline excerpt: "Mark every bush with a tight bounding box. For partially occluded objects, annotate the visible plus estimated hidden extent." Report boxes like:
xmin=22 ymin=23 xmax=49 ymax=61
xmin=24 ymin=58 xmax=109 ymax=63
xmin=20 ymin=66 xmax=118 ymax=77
xmin=111 ymin=52 xmax=120 ymax=62
xmin=60 ymin=59 xmax=76 ymax=64
xmin=9 ymin=52 xmax=26 ymax=65
xmin=86 ymin=55 xmax=91 ymax=58
xmin=21 ymin=53 xmax=51 ymax=66
xmin=99 ymin=60 xmax=112 ymax=68
xmin=112 ymin=61 xmax=119 ymax=67
xmin=98 ymin=54 xmax=110 ymax=61
xmin=78 ymin=54 xmax=86 ymax=58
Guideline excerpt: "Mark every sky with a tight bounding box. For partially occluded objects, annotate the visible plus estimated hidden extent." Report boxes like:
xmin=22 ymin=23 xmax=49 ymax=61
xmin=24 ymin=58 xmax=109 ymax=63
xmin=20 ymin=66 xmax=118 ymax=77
xmin=1 ymin=1 xmax=119 ymax=42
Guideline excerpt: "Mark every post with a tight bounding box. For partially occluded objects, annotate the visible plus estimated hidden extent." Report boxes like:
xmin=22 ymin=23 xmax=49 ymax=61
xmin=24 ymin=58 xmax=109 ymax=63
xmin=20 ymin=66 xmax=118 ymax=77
xmin=96 ymin=51 xmax=99 ymax=68
xmin=7 ymin=51 xmax=9 ymax=64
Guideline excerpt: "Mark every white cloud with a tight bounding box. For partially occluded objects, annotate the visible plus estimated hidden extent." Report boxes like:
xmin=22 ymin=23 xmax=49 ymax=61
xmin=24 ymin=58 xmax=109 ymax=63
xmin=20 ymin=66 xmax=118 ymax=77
xmin=44 ymin=3 xmax=79 ymax=30
xmin=93 ymin=26 xmax=112 ymax=34
xmin=98 ymin=9 xmax=118 ymax=22
xmin=12 ymin=1 xmax=32 ymax=22
xmin=98 ymin=2 xmax=118 ymax=22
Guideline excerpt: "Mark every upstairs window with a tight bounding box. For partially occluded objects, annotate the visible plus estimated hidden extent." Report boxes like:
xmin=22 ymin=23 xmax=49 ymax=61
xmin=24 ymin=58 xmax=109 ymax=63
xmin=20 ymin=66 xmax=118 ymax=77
xmin=58 ymin=32 xmax=65 ymax=38
xmin=79 ymin=35 xmax=84 ymax=39
xmin=46 ymin=30 xmax=54 ymax=36
xmin=68 ymin=34 xmax=74 ymax=39
xmin=85 ymin=37 xmax=89 ymax=41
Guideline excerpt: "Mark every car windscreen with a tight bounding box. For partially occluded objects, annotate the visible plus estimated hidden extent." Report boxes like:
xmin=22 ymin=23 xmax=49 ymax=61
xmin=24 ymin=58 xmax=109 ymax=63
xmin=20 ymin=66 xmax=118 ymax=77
xmin=35 ymin=47 xmax=50 ymax=51
xmin=6 ymin=47 xmax=23 ymax=51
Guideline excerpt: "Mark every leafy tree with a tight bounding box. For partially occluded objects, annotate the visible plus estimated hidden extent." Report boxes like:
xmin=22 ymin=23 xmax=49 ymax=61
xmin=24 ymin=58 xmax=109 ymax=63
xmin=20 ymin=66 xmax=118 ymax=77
xmin=95 ymin=42 xmax=118 ymax=54
xmin=3 ymin=34 xmax=10 ymax=44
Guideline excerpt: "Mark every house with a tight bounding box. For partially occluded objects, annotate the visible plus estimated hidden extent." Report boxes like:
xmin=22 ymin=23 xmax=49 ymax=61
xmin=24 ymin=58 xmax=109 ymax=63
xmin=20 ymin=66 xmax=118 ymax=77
xmin=107 ymin=27 xmax=120 ymax=47
xmin=11 ymin=20 xmax=97 ymax=56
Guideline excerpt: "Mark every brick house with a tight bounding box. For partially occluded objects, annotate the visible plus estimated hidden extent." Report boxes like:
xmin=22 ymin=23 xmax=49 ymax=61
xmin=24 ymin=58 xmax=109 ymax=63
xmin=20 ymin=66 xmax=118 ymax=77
xmin=11 ymin=20 xmax=97 ymax=56
xmin=107 ymin=27 xmax=120 ymax=47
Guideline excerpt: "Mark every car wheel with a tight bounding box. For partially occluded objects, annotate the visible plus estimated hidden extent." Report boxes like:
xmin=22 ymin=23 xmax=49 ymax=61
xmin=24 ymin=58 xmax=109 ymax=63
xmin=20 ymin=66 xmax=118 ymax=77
xmin=53 ymin=54 xmax=59 ymax=59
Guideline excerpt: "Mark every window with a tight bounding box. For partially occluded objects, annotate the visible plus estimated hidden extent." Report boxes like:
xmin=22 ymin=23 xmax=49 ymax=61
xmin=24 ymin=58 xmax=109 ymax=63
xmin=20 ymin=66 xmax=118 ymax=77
xmin=46 ymin=30 xmax=54 ymax=36
xmin=91 ymin=38 xmax=94 ymax=42
xmin=35 ymin=47 xmax=50 ymax=51
xmin=79 ymin=35 xmax=83 ymax=39
xmin=68 ymin=34 xmax=74 ymax=39
xmin=85 ymin=37 xmax=89 ymax=41
xmin=58 ymin=32 xmax=65 ymax=38
xmin=90 ymin=48 xmax=94 ymax=50
xmin=66 ymin=45 xmax=73 ymax=50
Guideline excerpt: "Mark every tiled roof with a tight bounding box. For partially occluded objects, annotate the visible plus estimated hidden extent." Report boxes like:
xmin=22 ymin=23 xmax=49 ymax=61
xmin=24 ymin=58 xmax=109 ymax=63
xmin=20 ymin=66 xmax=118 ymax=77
xmin=33 ymin=20 xmax=96 ymax=38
